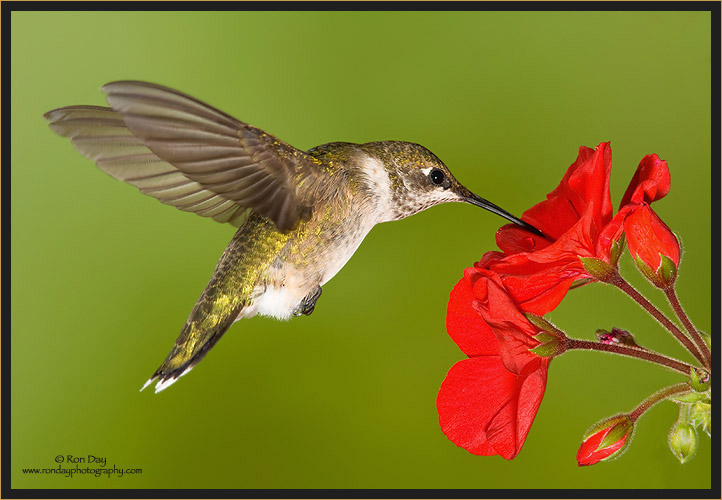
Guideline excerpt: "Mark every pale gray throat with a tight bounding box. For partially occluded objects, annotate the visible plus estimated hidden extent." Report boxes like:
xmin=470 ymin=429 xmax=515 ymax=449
xmin=357 ymin=154 xmax=397 ymax=223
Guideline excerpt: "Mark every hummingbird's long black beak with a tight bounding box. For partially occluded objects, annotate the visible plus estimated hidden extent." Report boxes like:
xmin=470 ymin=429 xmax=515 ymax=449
xmin=458 ymin=187 xmax=545 ymax=238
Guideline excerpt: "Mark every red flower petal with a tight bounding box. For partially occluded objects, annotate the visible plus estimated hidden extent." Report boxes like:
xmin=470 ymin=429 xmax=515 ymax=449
xmin=504 ymin=143 xmax=612 ymax=245
xmin=620 ymin=154 xmax=670 ymax=208
xmin=471 ymin=275 xmax=540 ymax=374
xmin=446 ymin=274 xmax=500 ymax=357
xmin=496 ymin=224 xmax=552 ymax=255
xmin=437 ymin=356 xmax=548 ymax=459
xmin=625 ymin=204 xmax=680 ymax=269
xmin=595 ymin=206 xmax=631 ymax=262
xmin=484 ymin=254 xmax=582 ymax=315
xmin=512 ymin=359 xmax=549 ymax=453
xmin=476 ymin=250 xmax=506 ymax=270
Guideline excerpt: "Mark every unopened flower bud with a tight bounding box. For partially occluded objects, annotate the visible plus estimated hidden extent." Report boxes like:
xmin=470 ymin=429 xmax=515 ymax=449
xmin=625 ymin=205 xmax=680 ymax=289
xmin=668 ymin=420 xmax=698 ymax=464
xmin=577 ymin=415 xmax=633 ymax=466
xmin=596 ymin=327 xmax=640 ymax=348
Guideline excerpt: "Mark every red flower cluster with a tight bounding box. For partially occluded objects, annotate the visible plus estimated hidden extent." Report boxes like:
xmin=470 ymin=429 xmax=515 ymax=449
xmin=437 ymin=142 xmax=677 ymax=459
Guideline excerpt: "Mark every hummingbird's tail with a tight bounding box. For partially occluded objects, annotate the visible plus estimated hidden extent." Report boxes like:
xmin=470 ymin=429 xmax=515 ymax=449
xmin=140 ymin=218 xmax=284 ymax=393
xmin=141 ymin=248 xmax=254 ymax=393
xmin=141 ymin=301 xmax=245 ymax=393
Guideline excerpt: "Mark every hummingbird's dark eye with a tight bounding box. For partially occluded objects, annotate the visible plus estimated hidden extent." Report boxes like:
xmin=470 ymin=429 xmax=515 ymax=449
xmin=429 ymin=169 xmax=445 ymax=186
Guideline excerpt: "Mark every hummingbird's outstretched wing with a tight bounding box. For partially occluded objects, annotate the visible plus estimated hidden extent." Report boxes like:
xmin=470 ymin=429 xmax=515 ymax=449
xmin=44 ymin=81 xmax=317 ymax=231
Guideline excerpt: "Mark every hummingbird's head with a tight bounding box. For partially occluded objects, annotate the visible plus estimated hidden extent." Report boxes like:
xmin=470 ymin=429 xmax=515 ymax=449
xmin=360 ymin=141 xmax=543 ymax=236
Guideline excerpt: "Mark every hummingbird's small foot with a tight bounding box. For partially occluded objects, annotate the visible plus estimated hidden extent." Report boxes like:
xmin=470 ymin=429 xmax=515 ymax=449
xmin=294 ymin=286 xmax=322 ymax=316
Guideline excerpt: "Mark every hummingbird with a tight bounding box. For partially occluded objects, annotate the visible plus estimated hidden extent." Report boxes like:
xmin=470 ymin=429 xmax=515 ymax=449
xmin=45 ymin=81 xmax=542 ymax=393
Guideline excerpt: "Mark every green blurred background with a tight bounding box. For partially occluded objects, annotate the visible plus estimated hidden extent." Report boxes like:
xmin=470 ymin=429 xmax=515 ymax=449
xmin=10 ymin=10 xmax=711 ymax=490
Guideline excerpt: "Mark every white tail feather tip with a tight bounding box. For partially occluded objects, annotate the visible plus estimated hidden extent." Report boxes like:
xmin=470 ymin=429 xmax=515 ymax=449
xmin=154 ymin=376 xmax=180 ymax=393
xmin=141 ymin=365 xmax=195 ymax=394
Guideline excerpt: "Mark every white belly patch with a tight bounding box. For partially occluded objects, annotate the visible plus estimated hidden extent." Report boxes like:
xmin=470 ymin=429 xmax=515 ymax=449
xmin=253 ymin=286 xmax=300 ymax=320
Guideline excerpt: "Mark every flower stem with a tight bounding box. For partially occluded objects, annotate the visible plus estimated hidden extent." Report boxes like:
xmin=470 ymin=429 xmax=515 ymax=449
xmin=565 ymin=338 xmax=694 ymax=376
xmin=608 ymin=272 xmax=707 ymax=367
xmin=629 ymin=383 xmax=691 ymax=422
xmin=664 ymin=287 xmax=711 ymax=369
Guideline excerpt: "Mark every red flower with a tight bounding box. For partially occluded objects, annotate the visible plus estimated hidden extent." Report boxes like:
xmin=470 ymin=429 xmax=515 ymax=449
xmin=485 ymin=142 xmax=616 ymax=314
xmin=478 ymin=144 xmax=675 ymax=314
xmin=495 ymin=143 xmax=613 ymax=257
xmin=576 ymin=415 xmax=633 ymax=466
xmin=614 ymin=154 xmax=679 ymax=287
xmin=437 ymin=268 xmax=549 ymax=459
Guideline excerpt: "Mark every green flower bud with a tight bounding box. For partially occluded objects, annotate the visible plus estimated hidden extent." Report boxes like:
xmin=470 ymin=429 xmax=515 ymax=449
xmin=668 ymin=420 xmax=698 ymax=464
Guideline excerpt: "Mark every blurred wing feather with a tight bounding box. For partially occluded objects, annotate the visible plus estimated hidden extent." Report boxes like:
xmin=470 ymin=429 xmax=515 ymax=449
xmin=45 ymin=105 xmax=250 ymax=226
xmin=45 ymin=81 xmax=317 ymax=230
